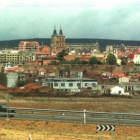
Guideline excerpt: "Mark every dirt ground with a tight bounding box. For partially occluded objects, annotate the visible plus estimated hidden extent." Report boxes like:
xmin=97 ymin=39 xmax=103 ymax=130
xmin=0 ymin=120 xmax=140 ymax=140
xmin=0 ymin=97 xmax=140 ymax=140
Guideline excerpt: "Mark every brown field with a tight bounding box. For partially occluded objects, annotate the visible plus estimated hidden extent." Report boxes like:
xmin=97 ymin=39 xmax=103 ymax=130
xmin=1 ymin=96 xmax=140 ymax=140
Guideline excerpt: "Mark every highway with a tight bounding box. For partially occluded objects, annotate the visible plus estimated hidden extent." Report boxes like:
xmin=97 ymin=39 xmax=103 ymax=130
xmin=1 ymin=108 xmax=140 ymax=126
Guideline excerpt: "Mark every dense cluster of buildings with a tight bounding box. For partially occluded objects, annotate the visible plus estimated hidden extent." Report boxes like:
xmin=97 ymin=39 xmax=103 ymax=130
xmin=0 ymin=28 xmax=140 ymax=96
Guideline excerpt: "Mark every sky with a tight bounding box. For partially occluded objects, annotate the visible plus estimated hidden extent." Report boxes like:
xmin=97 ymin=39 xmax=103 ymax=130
xmin=0 ymin=0 xmax=140 ymax=41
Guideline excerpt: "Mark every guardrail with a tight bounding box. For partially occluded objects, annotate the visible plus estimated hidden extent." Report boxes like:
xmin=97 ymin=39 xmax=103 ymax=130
xmin=2 ymin=107 xmax=140 ymax=126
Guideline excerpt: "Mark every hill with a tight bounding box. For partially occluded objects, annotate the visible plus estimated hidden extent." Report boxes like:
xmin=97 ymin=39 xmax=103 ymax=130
xmin=1 ymin=38 xmax=140 ymax=51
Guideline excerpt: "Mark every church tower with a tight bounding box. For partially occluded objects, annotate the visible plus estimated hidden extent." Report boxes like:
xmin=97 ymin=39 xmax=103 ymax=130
xmin=50 ymin=26 xmax=66 ymax=53
xmin=57 ymin=26 xmax=66 ymax=52
xmin=50 ymin=26 xmax=58 ymax=53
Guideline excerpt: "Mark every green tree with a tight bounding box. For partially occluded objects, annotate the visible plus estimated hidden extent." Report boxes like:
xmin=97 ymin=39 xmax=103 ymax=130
xmin=89 ymin=56 xmax=97 ymax=70
xmin=121 ymin=60 xmax=126 ymax=65
xmin=89 ymin=56 xmax=97 ymax=65
xmin=0 ymin=66 xmax=7 ymax=86
xmin=56 ymin=50 xmax=67 ymax=62
xmin=106 ymin=54 xmax=116 ymax=65
xmin=121 ymin=58 xmax=126 ymax=65
xmin=74 ymin=58 xmax=81 ymax=64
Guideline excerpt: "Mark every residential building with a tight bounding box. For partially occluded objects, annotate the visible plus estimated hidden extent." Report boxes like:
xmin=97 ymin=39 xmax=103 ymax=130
xmin=55 ymin=69 xmax=83 ymax=78
xmin=18 ymin=72 xmax=26 ymax=85
xmin=6 ymin=71 xmax=18 ymax=88
xmin=0 ymin=51 xmax=19 ymax=64
xmin=42 ymin=78 xmax=98 ymax=92
xmin=130 ymin=76 xmax=140 ymax=82
xmin=133 ymin=52 xmax=140 ymax=64
xmin=18 ymin=50 xmax=36 ymax=64
xmin=18 ymin=41 xmax=40 ymax=52
xmin=110 ymin=86 xmax=126 ymax=95
xmin=120 ymin=82 xmax=140 ymax=93
xmin=119 ymin=76 xmax=130 ymax=84
xmin=110 ymin=86 xmax=124 ymax=94
xmin=0 ymin=50 xmax=36 ymax=65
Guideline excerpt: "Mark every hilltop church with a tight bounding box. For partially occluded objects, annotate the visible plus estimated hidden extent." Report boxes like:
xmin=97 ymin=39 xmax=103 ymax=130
xmin=50 ymin=27 xmax=100 ymax=55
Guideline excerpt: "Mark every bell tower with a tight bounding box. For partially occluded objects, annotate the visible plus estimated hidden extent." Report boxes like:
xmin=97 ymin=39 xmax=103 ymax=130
xmin=50 ymin=26 xmax=58 ymax=53
xmin=50 ymin=26 xmax=66 ymax=54
xmin=57 ymin=26 xmax=66 ymax=52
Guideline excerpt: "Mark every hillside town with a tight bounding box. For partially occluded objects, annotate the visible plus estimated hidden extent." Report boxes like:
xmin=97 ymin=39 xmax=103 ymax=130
xmin=0 ymin=27 xmax=140 ymax=97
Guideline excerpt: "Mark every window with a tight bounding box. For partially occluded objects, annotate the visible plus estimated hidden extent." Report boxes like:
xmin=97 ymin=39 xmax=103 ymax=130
xmin=77 ymin=83 xmax=80 ymax=87
xmin=61 ymin=83 xmax=65 ymax=87
xmin=54 ymin=83 xmax=58 ymax=87
xmin=85 ymin=83 xmax=88 ymax=86
xmin=69 ymin=83 xmax=73 ymax=87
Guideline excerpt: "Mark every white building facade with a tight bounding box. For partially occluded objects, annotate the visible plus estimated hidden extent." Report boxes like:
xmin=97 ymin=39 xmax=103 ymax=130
xmin=110 ymin=86 xmax=125 ymax=95
xmin=119 ymin=76 xmax=130 ymax=84
xmin=133 ymin=53 xmax=140 ymax=64
xmin=6 ymin=71 xmax=18 ymax=88
xmin=42 ymin=78 xmax=98 ymax=92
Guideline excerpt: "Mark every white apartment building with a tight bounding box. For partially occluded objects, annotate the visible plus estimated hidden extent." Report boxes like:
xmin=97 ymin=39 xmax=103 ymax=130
xmin=6 ymin=71 xmax=18 ymax=88
xmin=133 ymin=53 xmax=140 ymax=64
xmin=42 ymin=78 xmax=98 ymax=92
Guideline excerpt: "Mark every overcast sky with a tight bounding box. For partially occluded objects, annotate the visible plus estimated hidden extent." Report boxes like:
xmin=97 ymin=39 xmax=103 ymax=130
xmin=0 ymin=0 xmax=140 ymax=40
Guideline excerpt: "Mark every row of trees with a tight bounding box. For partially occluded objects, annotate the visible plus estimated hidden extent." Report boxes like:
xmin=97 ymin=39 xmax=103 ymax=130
xmin=57 ymin=50 xmax=117 ymax=65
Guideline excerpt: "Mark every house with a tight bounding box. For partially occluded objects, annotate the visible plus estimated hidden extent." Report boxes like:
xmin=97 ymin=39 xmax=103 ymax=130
xmin=130 ymin=76 xmax=140 ymax=82
xmin=113 ymin=72 xmax=125 ymax=78
xmin=70 ymin=70 xmax=83 ymax=78
xmin=92 ymin=53 xmax=105 ymax=62
xmin=37 ymin=86 xmax=53 ymax=93
xmin=77 ymin=49 xmax=91 ymax=56
xmin=119 ymin=76 xmax=130 ymax=84
xmin=6 ymin=71 xmax=18 ymax=88
xmin=8 ymin=83 xmax=43 ymax=94
xmin=133 ymin=52 xmax=140 ymax=64
xmin=42 ymin=78 xmax=98 ymax=92
xmin=100 ymin=84 xmax=115 ymax=94
xmin=117 ymin=58 xmax=122 ymax=65
xmin=120 ymin=82 xmax=140 ymax=93
xmin=64 ymin=55 xmax=76 ymax=61
xmin=127 ymin=53 xmax=134 ymax=63
xmin=18 ymin=72 xmax=26 ymax=85
xmin=55 ymin=69 xmax=70 ymax=78
xmin=110 ymin=86 xmax=125 ymax=95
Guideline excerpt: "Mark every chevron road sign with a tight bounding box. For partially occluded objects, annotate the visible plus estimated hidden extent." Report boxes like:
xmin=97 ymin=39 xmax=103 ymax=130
xmin=96 ymin=125 xmax=115 ymax=131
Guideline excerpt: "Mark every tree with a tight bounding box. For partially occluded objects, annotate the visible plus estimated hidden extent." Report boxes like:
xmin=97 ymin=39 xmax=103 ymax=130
xmin=106 ymin=54 xmax=116 ymax=65
xmin=89 ymin=56 xmax=97 ymax=70
xmin=74 ymin=58 xmax=81 ymax=64
xmin=89 ymin=56 xmax=97 ymax=65
xmin=121 ymin=60 xmax=126 ymax=65
xmin=0 ymin=66 xmax=7 ymax=86
xmin=56 ymin=50 xmax=67 ymax=62
xmin=121 ymin=58 xmax=126 ymax=65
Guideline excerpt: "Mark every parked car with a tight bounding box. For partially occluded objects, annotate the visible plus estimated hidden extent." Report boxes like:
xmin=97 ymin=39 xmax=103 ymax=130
xmin=0 ymin=104 xmax=15 ymax=117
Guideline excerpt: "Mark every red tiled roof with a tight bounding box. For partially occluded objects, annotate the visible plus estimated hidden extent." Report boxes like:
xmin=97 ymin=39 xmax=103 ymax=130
xmin=23 ymin=83 xmax=42 ymax=89
xmin=132 ymin=49 xmax=139 ymax=54
xmin=64 ymin=55 xmax=76 ymax=61
xmin=131 ymin=76 xmax=139 ymax=79
xmin=113 ymin=72 xmax=125 ymax=78
xmin=135 ymin=52 xmax=140 ymax=55
xmin=0 ymin=85 xmax=7 ymax=90
xmin=128 ymin=53 xmax=134 ymax=59
xmin=41 ymin=46 xmax=50 ymax=53
xmin=118 ymin=52 xmax=125 ymax=56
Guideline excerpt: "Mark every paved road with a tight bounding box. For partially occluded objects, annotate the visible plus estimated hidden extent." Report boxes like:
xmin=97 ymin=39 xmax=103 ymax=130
xmin=1 ymin=108 xmax=140 ymax=126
